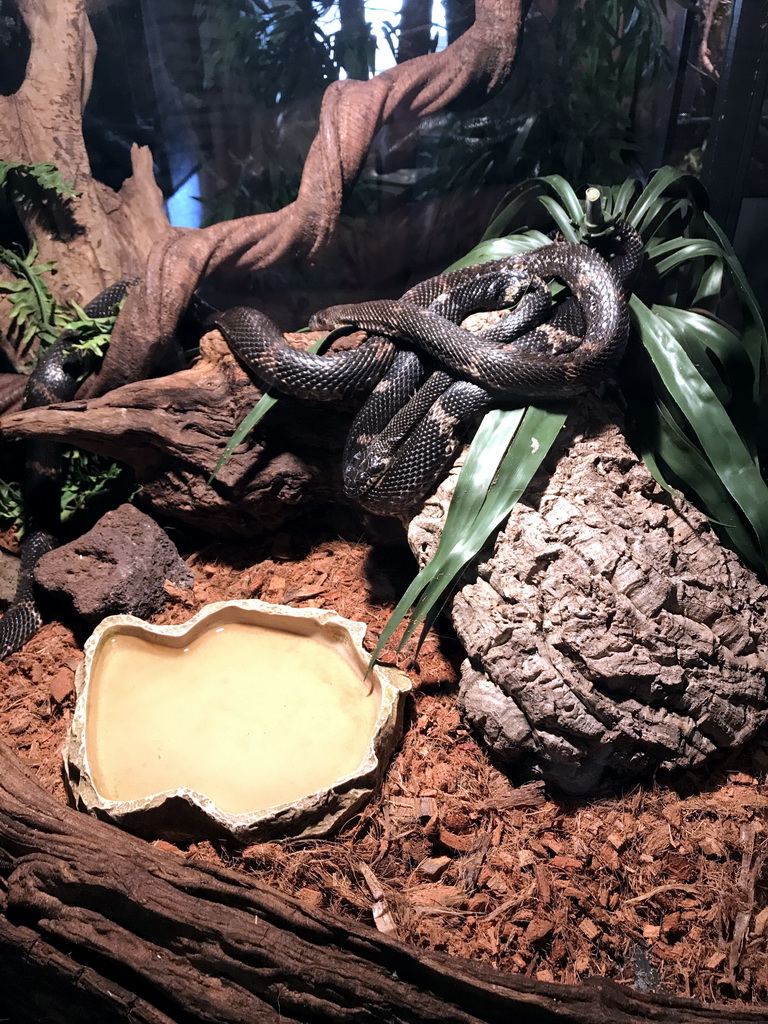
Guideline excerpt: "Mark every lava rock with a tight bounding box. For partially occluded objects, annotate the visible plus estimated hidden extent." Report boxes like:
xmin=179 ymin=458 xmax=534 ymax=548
xmin=35 ymin=504 xmax=193 ymax=623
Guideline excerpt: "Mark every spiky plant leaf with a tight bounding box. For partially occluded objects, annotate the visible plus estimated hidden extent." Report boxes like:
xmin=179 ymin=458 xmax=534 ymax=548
xmin=0 ymin=242 xmax=66 ymax=355
xmin=0 ymin=160 xmax=78 ymax=202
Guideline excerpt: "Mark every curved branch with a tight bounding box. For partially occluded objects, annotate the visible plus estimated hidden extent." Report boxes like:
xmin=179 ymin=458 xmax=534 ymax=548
xmin=79 ymin=0 xmax=524 ymax=398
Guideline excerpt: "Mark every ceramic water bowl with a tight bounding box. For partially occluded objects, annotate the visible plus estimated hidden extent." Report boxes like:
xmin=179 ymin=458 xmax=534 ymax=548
xmin=64 ymin=599 xmax=410 ymax=843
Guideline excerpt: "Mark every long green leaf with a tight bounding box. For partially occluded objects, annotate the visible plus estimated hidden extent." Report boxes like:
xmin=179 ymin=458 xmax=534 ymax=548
xmin=704 ymin=212 xmax=768 ymax=377
xmin=627 ymin=166 xmax=686 ymax=231
xmin=632 ymin=296 xmax=768 ymax=564
xmin=367 ymin=408 xmax=527 ymax=665
xmin=649 ymin=400 xmax=763 ymax=570
xmin=400 ymin=405 xmax=568 ymax=652
xmin=368 ymin=405 xmax=567 ymax=666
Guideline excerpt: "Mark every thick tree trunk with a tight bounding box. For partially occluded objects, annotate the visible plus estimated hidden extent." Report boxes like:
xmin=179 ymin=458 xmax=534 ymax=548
xmin=396 ymin=0 xmax=435 ymax=64
xmin=0 ymin=740 xmax=765 ymax=1024
xmin=78 ymin=0 xmax=524 ymax=399
xmin=337 ymin=0 xmax=372 ymax=79
xmin=0 ymin=0 xmax=170 ymax=306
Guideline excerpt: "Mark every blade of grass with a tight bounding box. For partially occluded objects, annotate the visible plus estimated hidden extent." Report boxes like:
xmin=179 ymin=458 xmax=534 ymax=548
xmin=627 ymin=166 xmax=687 ymax=231
xmin=398 ymin=404 xmax=568 ymax=651
xmin=704 ymin=212 xmax=768 ymax=376
xmin=366 ymin=407 xmax=527 ymax=665
xmin=539 ymin=197 xmax=581 ymax=242
xmin=208 ymin=332 xmax=330 ymax=482
xmin=649 ymin=399 xmax=763 ymax=570
xmin=482 ymin=176 xmax=582 ymax=242
xmin=367 ymin=404 xmax=567 ymax=667
xmin=445 ymin=233 xmax=548 ymax=273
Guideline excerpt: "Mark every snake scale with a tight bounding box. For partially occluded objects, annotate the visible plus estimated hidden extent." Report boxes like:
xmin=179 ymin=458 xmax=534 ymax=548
xmin=0 ymin=223 xmax=642 ymax=659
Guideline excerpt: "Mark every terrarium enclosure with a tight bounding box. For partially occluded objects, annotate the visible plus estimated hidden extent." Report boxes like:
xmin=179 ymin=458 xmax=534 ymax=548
xmin=0 ymin=1 xmax=767 ymax=1022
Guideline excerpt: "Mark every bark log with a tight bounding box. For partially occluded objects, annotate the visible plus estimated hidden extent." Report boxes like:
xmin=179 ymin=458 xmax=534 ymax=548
xmin=0 ymin=331 xmax=351 ymax=535
xmin=407 ymin=394 xmax=768 ymax=793
xmin=1 ymin=739 xmax=765 ymax=1024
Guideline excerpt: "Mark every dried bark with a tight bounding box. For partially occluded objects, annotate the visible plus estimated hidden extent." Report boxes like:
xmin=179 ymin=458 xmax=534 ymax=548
xmin=1 ymin=739 xmax=766 ymax=1024
xmin=0 ymin=332 xmax=351 ymax=534
xmin=407 ymin=395 xmax=768 ymax=793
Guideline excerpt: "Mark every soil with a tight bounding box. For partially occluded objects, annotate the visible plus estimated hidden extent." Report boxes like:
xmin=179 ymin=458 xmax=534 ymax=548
xmin=1 ymin=517 xmax=767 ymax=1008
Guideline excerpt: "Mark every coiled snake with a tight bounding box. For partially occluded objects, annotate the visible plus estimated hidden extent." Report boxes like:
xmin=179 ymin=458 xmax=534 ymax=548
xmin=217 ymin=221 xmax=642 ymax=513
xmin=0 ymin=222 xmax=642 ymax=659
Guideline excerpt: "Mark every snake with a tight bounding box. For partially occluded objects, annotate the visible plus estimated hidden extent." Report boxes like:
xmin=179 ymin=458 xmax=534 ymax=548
xmin=0 ymin=223 xmax=641 ymax=660
xmin=217 ymin=220 xmax=643 ymax=514
xmin=0 ymin=281 xmax=136 ymax=660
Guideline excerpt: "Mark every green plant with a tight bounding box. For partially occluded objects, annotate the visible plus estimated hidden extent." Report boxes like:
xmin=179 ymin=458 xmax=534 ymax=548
xmin=0 ymin=172 xmax=130 ymax=528
xmin=0 ymin=241 xmax=68 ymax=359
xmin=0 ymin=243 xmax=124 ymax=368
xmin=0 ymin=159 xmax=78 ymax=206
xmin=510 ymin=0 xmax=670 ymax=183
xmin=370 ymin=166 xmax=768 ymax=662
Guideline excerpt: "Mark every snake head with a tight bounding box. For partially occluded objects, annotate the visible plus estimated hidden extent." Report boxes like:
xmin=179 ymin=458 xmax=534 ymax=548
xmin=343 ymin=441 xmax=392 ymax=499
xmin=308 ymin=307 xmax=345 ymax=331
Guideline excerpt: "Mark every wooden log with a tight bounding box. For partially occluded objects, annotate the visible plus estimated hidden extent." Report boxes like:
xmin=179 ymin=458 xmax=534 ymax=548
xmin=0 ymin=332 xmax=350 ymax=535
xmin=0 ymin=740 xmax=766 ymax=1023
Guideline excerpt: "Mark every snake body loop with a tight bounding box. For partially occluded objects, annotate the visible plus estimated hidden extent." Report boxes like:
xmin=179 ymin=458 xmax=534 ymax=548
xmin=0 ymin=281 xmax=135 ymax=660
xmin=218 ymin=222 xmax=643 ymax=514
xmin=0 ymin=224 xmax=642 ymax=659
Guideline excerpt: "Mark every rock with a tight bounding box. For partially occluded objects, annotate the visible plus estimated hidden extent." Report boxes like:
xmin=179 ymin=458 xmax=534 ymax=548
xmin=35 ymin=504 xmax=193 ymax=624
xmin=407 ymin=396 xmax=768 ymax=793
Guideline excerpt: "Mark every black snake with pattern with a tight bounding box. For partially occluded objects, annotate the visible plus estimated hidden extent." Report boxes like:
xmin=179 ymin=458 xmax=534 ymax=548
xmin=218 ymin=221 xmax=643 ymax=514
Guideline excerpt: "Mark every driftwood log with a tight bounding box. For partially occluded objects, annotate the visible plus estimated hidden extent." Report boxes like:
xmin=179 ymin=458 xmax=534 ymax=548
xmin=0 ymin=331 xmax=352 ymax=535
xmin=1 ymin=739 xmax=767 ymax=1024
xmin=0 ymin=1 xmax=168 ymax=315
xmin=79 ymin=0 xmax=525 ymax=398
xmin=407 ymin=394 xmax=768 ymax=792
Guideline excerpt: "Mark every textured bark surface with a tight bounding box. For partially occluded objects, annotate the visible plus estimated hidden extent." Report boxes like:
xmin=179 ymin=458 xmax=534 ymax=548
xmin=0 ymin=332 xmax=351 ymax=535
xmin=1 ymin=739 xmax=766 ymax=1024
xmin=408 ymin=395 xmax=768 ymax=793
